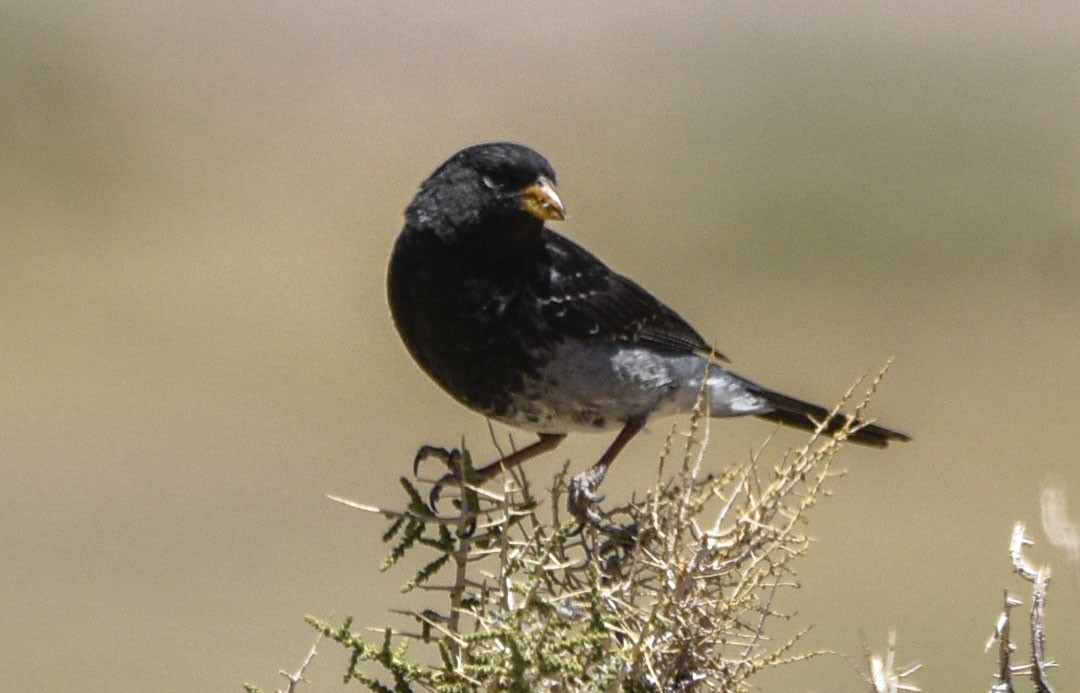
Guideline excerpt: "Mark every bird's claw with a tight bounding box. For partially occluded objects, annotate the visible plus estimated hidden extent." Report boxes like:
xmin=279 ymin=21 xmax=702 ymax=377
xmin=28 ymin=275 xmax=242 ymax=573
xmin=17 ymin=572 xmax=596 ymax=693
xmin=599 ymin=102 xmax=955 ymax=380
xmin=413 ymin=445 xmax=463 ymax=478
xmin=429 ymin=470 xmax=463 ymax=512
xmin=412 ymin=445 xmax=470 ymax=514
xmin=568 ymin=467 xmax=607 ymax=527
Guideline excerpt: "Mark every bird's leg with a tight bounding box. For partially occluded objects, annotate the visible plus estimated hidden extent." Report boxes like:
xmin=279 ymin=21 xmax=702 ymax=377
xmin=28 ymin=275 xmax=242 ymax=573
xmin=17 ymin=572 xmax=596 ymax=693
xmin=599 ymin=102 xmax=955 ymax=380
xmin=568 ymin=416 xmax=645 ymax=525
xmin=471 ymin=432 xmax=566 ymax=480
xmin=419 ymin=433 xmax=566 ymax=510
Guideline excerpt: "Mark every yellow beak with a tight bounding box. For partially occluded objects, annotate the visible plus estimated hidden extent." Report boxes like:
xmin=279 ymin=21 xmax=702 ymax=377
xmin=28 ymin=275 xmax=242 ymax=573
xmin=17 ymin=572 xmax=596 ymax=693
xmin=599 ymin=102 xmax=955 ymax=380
xmin=517 ymin=175 xmax=566 ymax=221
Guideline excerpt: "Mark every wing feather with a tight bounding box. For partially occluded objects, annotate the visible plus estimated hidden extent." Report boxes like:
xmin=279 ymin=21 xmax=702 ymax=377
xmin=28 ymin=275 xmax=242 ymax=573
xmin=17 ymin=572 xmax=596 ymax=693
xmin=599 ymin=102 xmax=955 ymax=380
xmin=528 ymin=229 xmax=725 ymax=358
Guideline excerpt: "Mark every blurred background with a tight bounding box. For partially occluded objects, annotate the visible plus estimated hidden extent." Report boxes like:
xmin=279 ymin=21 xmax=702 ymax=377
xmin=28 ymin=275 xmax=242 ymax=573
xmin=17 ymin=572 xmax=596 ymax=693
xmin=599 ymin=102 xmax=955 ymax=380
xmin=3 ymin=2 xmax=1079 ymax=690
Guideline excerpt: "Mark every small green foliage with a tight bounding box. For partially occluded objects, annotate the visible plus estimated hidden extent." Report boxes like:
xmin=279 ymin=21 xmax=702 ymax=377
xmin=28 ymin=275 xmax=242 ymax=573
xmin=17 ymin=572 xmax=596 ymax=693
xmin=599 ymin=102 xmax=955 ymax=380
xmin=378 ymin=508 xmax=425 ymax=572
xmin=381 ymin=516 xmax=405 ymax=543
xmin=399 ymin=477 xmax=429 ymax=516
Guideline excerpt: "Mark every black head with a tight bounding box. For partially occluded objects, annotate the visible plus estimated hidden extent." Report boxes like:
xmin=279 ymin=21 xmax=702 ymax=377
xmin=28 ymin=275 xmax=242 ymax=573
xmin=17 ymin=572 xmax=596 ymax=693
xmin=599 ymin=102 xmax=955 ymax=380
xmin=405 ymin=142 xmax=565 ymax=236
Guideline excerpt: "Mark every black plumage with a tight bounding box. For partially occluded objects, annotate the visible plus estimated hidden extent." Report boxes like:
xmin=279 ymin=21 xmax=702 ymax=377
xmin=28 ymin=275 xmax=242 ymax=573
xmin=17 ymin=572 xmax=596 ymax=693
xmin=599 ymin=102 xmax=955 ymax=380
xmin=387 ymin=142 xmax=909 ymax=517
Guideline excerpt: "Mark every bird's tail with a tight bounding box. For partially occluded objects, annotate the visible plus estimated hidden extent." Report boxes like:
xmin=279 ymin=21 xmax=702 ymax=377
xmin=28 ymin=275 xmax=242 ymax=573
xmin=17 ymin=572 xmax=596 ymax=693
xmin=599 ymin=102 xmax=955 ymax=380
xmin=742 ymin=382 xmax=910 ymax=448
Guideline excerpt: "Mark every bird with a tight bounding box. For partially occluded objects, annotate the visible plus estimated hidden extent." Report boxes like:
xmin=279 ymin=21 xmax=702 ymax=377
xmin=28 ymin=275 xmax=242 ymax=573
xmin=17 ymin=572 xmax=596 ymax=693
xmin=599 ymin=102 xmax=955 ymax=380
xmin=387 ymin=142 xmax=909 ymax=521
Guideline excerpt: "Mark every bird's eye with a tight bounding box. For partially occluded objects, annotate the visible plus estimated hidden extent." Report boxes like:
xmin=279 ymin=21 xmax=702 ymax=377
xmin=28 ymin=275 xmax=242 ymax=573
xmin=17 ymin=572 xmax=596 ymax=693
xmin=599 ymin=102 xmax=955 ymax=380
xmin=481 ymin=175 xmax=501 ymax=191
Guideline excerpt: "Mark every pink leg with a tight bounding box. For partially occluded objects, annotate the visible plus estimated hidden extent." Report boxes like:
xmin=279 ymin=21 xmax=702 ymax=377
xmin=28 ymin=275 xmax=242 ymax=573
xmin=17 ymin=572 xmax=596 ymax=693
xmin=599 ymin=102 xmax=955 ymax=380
xmin=472 ymin=432 xmax=566 ymax=480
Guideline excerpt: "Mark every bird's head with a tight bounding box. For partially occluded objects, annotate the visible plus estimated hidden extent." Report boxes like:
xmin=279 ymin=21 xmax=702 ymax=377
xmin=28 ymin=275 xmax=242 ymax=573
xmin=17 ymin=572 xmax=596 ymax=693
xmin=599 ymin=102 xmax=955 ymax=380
xmin=406 ymin=142 xmax=565 ymax=237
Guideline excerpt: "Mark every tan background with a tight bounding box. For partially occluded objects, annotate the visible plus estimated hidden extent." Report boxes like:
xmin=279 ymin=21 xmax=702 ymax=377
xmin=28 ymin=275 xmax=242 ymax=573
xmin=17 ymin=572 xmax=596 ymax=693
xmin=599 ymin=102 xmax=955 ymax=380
xmin=3 ymin=2 xmax=1079 ymax=690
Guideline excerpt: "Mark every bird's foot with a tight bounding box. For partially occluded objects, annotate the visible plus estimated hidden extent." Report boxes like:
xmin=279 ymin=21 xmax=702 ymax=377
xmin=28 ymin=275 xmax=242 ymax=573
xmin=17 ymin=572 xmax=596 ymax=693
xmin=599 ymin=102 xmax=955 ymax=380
xmin=413 ymin=445 xmax=463 ymax=477
xmin=412 ymin=445 xmax=465 ymax=511
xmin=596 ymin=521 xmax=640 ymax=578
xmin=568 ymin=465 xmax=608 ymax=527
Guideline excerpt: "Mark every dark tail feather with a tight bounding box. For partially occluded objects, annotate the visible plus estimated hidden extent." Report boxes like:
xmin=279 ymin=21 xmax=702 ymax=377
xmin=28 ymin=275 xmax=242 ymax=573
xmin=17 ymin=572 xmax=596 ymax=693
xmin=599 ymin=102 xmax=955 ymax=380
xmin=746 ymin=385 xmax=911 ymax=448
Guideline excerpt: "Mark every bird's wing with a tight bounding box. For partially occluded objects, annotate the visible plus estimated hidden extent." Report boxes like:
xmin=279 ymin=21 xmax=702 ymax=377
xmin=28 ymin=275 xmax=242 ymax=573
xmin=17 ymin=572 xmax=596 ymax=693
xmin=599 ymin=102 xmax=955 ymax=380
xmin=529 ymin=229 xmax=724 ymax=357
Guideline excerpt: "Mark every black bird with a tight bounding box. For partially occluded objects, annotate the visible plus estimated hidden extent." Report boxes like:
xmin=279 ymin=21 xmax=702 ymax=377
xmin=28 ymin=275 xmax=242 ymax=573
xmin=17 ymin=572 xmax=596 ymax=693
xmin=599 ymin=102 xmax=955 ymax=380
xmin=387 ymin=142 xmax=909 ymax=519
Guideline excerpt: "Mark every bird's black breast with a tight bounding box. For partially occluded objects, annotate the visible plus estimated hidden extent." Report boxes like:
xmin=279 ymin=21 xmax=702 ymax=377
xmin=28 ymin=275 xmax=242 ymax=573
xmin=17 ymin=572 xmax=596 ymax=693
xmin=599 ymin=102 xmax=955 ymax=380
xmin=387 ymin=222 xmax=552 ymax=418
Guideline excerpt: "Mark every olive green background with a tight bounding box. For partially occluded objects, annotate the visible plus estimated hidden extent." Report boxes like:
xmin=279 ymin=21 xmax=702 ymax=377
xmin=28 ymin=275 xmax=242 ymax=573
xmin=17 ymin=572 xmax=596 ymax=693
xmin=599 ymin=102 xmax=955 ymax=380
xmin=4 ymin=2 xmax=1079 ymax=690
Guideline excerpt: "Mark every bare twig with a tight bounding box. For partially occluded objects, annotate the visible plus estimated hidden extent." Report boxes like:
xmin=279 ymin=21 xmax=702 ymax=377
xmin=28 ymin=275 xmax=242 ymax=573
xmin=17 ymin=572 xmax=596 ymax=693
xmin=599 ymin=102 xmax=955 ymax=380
xmin=278 ymin=630 xmax=322 ymax=693
xmin=988 ymin=523 xmax=1056 ymax=693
